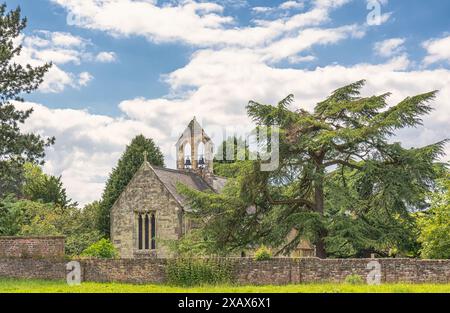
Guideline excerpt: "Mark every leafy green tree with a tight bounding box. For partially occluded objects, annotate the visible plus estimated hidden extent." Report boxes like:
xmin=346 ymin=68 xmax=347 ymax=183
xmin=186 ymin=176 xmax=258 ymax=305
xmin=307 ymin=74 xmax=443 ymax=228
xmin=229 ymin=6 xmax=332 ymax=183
xmin=1 ymin=198 xmax=62 ymax=236
xmin=0 ymin=194 xmax=23 ymax=235
xmin=65 ymin=201 xmax=103 ymax=255
xmin=215 ymin=136 xmax=249 ymax=163
xmin=0 ymin=196 xmax=103 ymax=255
xmin=98 ymin=135 xmax=164 ymax=236
xmin=214 ymin=137 xmax=251 ymax=178
xmin=324 ymin=166 xmax=421 ymax=258
xmin=22 ymin=163 xmax=76 ymax=208
xmin=0 ymin=4 xmax=53 ymax=196
xmin=180 ymin=80 xmax=446 ymax=258
xmin=418 ymin=171 xmax=450 ymax=259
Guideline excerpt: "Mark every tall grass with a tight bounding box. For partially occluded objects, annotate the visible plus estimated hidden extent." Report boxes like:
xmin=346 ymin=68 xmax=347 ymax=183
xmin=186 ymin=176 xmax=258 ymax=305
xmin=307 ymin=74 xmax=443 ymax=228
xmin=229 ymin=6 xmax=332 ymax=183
xmin=0 ymin=278 xmax=449 ymax=293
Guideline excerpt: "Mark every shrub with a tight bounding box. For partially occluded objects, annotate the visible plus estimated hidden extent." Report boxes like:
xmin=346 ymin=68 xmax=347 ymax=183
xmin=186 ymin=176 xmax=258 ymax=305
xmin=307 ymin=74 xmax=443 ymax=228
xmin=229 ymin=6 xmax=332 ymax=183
xmin=344 ymin=274 xmax=365 ymax=285
xmin=166 ymin=258 xmax=232 ymax=286
xmin=65 ymin=230 xmax=103 ymax=256
xmin=80 ymin=239 xmax=117 ymax=259
xmin=254 ymin=246 xmax=272 ymax=261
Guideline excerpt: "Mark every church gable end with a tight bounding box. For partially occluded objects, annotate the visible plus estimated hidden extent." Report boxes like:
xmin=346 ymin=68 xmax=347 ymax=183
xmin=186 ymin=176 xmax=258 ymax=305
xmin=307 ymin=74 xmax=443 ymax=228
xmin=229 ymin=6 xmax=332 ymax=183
xmin=110 ymin=162 xmax=182 ymax=258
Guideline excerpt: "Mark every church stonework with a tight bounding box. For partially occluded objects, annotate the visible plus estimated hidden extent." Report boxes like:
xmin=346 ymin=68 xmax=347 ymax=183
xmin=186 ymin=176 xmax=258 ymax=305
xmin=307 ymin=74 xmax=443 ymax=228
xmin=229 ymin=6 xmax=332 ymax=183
xmin=110 ymin=118 xmax=221 ymax=259
xmin=110 ymin=162 xmax=183 ymax=258
xmin=176 ymin=117 xmax=215 ymax=183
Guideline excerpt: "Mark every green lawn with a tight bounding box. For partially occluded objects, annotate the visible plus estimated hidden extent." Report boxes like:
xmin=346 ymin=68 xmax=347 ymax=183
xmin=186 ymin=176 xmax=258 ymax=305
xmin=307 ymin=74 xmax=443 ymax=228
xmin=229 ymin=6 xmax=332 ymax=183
xmin=0 ymin=278 xmax=449 ymax=293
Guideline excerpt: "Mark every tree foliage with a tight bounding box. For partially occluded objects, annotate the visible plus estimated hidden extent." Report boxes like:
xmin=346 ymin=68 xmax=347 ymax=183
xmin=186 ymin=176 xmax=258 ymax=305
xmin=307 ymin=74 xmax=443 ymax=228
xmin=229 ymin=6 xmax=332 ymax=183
xmin=213 ymin=136 xmax=251 ymax=178
xmin=0 ymin=196 xmax=102 ymax=255
xmin=22 ymin=162 xmax=76 ymax=208
xmin=0 ymin=194 xmax=22 ymax=235
xmin=180 ymin=80 xmax=447 ymax=258
xmin=324 ymin=166 xmax=422 ymax=258
xmin=418 ymin=171 xmax=450 ymax=259
xmin=0 ymin=4 xmax=53 ymax=196
xmin=80 ymin=238 xmax=118 ymax=259
xmin=98 ymin=135 xmax=164 ymax=237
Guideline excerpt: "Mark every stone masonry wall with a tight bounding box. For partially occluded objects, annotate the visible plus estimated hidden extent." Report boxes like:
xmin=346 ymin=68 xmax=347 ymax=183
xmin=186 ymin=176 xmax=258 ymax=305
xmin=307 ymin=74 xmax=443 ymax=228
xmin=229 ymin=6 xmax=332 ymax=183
xmin=0 ymin=259 xmax=66 ymax=280
xmin=0 ymin=236 xmax=65 ymax=259
xmin=110 ymin=162 xmax=182 ymax=259
xmin=1 ymin=257 xmax=450 ymax=284
xmin=81 ymin=259 xmax=167 ymax=284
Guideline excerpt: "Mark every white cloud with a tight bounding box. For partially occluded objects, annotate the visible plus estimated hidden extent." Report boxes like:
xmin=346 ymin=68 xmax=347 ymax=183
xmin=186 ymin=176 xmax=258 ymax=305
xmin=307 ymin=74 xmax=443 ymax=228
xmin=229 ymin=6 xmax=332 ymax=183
xmin=95 ymin=51 xmax=117 ymax=63
xmin=253 ymin=1 xmax=304 ymax=14
xmin=14 ymin=31 xmax=98 ymax=92
xmin=262 ymin=25 xmax=365 ymax=62
xmin=279 ymin=1 xmax=305 ymax=10
xmin=217 ymin=0 xmax=248 ymax=8
xmin=315 ymin=0 xmax=351 ymax=9
xmin=78 ymin=72 xmax=93 ymax=87
xmin=50 ymin=0 xmax=368 ymax=64
xmin=14 ymin=101 xmax=167 ymax=206
xmin=39 ymin=67 xmax=75 ymax=93
xmin=251 ymin=6 xmax=272 ymax=13
xmin=423 ymin=35 xmax=450 ymax=65
xmin=14 ymin=30 xmax=122 ymax=92
xmin=50 ymin=31 xmax=87 ymax=47
xmin=20 ymin=32 xmax=86 ymax=65
xmin=51 ymin=0 xmax=354 ymax=50
xmin=374 ymin=38 xmax=405 ymax=57
xmin=288 ymin=55 xmax=317 ymax=63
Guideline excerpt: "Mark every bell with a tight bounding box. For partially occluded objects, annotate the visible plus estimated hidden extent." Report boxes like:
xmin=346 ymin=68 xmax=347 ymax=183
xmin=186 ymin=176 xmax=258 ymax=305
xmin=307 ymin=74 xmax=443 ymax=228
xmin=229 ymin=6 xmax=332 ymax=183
xmin=198 ymin=156 xmax=206 ymax=167
xmin=184 ymin=157 xmax=192 ymax=168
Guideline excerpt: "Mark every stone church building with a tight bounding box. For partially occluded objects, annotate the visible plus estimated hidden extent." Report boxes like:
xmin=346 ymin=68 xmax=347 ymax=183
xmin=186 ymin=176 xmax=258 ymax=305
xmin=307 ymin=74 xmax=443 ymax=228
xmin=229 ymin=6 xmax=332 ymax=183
xmin=110 ymin=118 xmax=315 ymax=259
xmin=110 ymin=118 xmax=226 ymax=258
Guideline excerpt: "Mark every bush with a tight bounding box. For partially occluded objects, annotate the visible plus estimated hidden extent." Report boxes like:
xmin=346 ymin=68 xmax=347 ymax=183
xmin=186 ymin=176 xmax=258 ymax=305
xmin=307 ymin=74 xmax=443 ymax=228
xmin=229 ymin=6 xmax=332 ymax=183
xmin=254 ymin=246 xmax=272 ymax=261
xmin=80 ymin=239 xmax=117 ymax=259
xmin=65 ymin=230 xmax=103 ymax=256
xmin=418 ymin=175 xmax=450 ymax=259
xmin=166 ymin=258 xmax=232 ymax=286
xmin=344 ymin=274 xmax=365 ymax=285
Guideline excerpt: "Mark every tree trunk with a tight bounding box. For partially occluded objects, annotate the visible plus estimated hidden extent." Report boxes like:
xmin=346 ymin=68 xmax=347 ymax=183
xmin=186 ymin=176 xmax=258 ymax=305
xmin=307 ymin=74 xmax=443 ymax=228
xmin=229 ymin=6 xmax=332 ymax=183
xmin=314 ymin=167 xmax=327 ymax=259
xmin=315 ymin=237 xmax=327 ymax=259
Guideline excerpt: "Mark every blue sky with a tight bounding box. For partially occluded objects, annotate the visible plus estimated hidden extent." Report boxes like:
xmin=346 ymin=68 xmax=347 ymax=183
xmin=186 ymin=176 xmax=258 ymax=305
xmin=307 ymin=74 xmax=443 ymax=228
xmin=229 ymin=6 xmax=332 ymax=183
xmin=9 ymin=0 xmax=450 ymax=114
xmin=7 ymin=0 xmax=450 ymax=204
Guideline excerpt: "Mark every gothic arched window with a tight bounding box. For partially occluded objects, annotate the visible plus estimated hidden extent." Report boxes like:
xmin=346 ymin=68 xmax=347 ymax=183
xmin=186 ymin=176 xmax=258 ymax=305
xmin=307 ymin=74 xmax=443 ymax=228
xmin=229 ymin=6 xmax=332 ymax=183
xmin=144 ymin=214 xmax=150 ymax=250
xmin=136 ymin=212 xmax=156 ymax=251
xmin=138 ymin=214 xmax=143 ymax=250
xmin=151 ymin=213 xmax=156 ymax=250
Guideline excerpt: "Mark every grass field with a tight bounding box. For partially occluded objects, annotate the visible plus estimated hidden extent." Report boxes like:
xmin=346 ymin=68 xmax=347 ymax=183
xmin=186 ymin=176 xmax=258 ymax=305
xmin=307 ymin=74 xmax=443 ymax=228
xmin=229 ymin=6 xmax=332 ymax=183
xmin=0 ymin=278 xmax=449 ymax=293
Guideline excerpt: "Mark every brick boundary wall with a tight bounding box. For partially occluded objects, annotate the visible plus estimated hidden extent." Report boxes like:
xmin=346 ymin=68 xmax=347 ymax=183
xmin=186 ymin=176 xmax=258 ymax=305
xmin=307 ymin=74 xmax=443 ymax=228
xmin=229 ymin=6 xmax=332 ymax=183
xmin=0 ymin=236 xmax=65 ymax=259
xmin=1 ymin=257 xmax=450 ymax=284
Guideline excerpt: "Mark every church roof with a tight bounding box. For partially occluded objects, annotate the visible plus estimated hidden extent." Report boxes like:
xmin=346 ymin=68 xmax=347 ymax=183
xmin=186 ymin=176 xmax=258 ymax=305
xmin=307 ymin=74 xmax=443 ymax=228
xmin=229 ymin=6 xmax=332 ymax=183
xmin=152 ymin=166 xmax=214 ymax=210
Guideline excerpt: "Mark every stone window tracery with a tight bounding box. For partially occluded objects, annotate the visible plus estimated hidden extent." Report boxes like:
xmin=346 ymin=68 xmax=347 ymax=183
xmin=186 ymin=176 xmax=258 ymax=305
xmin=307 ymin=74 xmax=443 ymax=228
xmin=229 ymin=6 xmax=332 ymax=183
xmin=136 ymin=212 xmax=156 ymax=250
